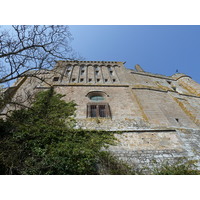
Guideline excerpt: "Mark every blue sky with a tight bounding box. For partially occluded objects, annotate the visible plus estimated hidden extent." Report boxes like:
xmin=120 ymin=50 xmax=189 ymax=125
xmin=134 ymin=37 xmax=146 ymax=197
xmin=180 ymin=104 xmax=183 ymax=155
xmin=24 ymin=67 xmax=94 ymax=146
xmin=69 ymin=25 xmax=200 ymax=83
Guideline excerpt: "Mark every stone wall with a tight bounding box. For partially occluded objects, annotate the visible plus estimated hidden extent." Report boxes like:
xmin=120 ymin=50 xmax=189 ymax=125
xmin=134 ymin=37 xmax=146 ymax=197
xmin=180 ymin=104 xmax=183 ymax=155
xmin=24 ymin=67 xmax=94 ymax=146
xmin=54 ymin=85 xmax=145 ymax=122
xmin=1 ymin=60 xmax=200 ymax=173
xmin=133 ymin=89 xmax=199 ymax=129
xmin=108 ymin=129 xmax=200 ymax=173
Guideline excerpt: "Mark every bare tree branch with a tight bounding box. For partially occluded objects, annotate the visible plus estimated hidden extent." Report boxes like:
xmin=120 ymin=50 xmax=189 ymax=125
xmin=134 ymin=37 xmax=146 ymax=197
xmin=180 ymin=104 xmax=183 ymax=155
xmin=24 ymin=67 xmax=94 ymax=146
xmin=0 ymin=25 xmax=77 ymax=85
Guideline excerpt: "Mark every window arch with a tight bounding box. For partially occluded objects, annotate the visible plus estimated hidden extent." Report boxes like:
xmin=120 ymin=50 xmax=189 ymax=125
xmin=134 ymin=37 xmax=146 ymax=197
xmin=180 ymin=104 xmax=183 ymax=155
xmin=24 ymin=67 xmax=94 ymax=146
xmin=86 ymin=91 xmax=109 ymax=99
xmin=86 ymin=91 xmax=111 ymax=118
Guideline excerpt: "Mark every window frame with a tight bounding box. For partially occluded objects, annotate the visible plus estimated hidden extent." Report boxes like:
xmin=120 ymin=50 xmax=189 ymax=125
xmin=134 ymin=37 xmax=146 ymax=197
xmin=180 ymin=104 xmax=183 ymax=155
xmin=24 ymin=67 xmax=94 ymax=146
xmin=87 ymin=102 xmax=111 ymax=118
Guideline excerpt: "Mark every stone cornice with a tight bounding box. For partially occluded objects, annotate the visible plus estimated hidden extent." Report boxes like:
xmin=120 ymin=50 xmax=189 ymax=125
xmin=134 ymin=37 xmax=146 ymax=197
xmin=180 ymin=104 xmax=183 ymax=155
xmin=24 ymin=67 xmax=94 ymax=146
xmin=36 ymin=84 xmax=129 ymax=89
xmin=57 ymin=60 xmax=123 ymax=65
xmin=130 ymin=71 xmax=175 ymax=80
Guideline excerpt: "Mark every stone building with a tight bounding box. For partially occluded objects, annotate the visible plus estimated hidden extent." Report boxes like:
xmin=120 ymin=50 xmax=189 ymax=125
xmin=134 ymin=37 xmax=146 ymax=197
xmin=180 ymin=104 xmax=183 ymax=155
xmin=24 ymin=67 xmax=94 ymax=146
xmin=2 ymin=60 xmax=200 ymax=172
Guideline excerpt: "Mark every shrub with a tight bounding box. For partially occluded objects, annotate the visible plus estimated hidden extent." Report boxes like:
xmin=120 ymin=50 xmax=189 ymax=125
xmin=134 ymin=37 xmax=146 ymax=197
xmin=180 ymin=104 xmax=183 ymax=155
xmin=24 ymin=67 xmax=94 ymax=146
xmin=0 ymin=88 xmax=116 ymax=175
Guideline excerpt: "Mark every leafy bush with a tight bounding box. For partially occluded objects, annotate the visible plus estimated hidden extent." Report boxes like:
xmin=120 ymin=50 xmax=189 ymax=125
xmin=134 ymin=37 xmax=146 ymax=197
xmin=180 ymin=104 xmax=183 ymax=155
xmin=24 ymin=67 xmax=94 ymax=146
xmin=0 ymin=88 xmax=116 ymax=175
xmin=2 ymin=88 xmax=198 ymax=175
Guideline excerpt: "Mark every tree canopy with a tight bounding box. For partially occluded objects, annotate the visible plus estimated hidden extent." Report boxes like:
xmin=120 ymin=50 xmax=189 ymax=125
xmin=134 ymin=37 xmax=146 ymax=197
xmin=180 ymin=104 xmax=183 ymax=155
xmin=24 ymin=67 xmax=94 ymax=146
xmin=0 ymin=88 xmax=117 ymax=175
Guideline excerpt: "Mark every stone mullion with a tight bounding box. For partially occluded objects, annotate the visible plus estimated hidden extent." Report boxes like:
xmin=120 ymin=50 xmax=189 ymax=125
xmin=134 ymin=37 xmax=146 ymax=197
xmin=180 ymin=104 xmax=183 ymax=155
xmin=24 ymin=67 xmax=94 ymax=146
xmin=100 ymin=65 xmax=104 ymax=83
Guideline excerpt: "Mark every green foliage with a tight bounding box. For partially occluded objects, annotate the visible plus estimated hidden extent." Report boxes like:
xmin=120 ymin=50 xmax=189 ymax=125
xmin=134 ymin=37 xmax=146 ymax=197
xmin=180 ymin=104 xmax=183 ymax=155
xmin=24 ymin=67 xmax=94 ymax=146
xmin=153 ymin=159 xmax=200 ymax=175
xmin=3 ymin=88 xmax=198 ymax=175
xmin=0 ymin=88 xmax=116 ymax=175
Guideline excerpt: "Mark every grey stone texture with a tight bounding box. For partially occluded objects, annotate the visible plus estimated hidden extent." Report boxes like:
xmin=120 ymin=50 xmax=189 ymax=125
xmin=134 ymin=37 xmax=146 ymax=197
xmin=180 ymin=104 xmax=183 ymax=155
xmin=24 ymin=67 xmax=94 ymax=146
xmin=2 ymin=60 xmax=200 ymax=172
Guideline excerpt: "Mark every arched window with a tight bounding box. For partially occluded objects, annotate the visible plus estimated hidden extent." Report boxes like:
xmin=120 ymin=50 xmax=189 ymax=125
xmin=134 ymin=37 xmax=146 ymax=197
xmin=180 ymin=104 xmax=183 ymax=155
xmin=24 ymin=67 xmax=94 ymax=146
xmin=86 ymin=91 xmax=111 ymax=118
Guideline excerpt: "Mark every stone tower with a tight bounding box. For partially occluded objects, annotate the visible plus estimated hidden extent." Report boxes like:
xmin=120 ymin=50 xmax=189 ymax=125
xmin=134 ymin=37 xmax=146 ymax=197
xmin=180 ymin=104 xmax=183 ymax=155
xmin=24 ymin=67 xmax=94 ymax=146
xmin=1 ymin=60 xmax=200 ymax=172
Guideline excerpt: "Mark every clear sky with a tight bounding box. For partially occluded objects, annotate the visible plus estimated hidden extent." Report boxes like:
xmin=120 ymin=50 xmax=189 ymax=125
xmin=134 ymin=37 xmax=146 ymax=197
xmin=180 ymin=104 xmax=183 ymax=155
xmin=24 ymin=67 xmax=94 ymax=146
xmin=69 ymin=25 xmax=200 ymax=83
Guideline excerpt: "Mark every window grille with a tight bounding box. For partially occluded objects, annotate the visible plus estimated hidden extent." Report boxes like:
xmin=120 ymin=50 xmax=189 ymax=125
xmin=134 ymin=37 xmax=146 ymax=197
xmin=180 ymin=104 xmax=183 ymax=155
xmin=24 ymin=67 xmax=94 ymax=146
xmin=87 ymin=103 xmax=111 ymax=118
xmin=90 ymin=105 xmax=97 ymax=117
xmin=99 ymin=105 xmax=106 ymax=117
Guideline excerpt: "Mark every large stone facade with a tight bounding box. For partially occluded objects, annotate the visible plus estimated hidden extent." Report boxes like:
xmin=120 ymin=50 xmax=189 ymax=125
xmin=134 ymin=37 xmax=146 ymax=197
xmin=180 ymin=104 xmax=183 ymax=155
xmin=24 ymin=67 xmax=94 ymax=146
xmin=2 ymin=60 xmax=200 ymax=172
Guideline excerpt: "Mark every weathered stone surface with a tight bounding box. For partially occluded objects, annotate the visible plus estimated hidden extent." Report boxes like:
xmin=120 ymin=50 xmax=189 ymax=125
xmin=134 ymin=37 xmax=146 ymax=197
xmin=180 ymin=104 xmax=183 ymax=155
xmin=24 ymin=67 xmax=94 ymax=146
xmin=1 ymin=60 xmax=200 ymax=172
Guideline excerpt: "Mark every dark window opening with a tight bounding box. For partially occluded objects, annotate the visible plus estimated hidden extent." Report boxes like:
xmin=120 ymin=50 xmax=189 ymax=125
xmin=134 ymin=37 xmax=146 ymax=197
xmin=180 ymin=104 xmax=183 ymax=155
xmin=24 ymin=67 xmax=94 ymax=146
xmin=67 ymin=65 xmax=72 ymax=69
xmin=95 ymin=71 xmax=99 ymax=75
xmin=99 ymin=105 xmax=106 ymax=117
xmin=81 ymin=70 xmax=85 ymax=75
xmin=97 ymin=78 xmax=100 ymax=82
xmin=167 ymin=80 xmax=172 ymax=84
xmin=80 ymin=78 xmax=84 ymax=82
xmin=113 ymin=79 xmax=116 ymax=82
xmin=72 ymin=78 xmax=76 ymax=82
xmin=53 ymin=77 xmax=59 ymax=81
xmin=91 ymin=105 xmax=97 ymax=117
xmin=80 ymin=65 xmax=85 ymax=70
xmin=87 ymin=103 xmax=111 ymax=118
xmin=172 ymin=86 xmax=176 ymax=91
xmin=110 ymin=71 xmax=113 ymax=75
xmin=105 ymin=79 xmax=108 ymax=82
xmin=66 ymin=65 xmax=72 ymax=72
xmin=175 ymin=118 xmax=179 ymax=122
xmin=66 ymin=70 xmax=71 ymax=75
xmin=88 ymin=78 xmax=92 ymax=82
